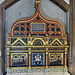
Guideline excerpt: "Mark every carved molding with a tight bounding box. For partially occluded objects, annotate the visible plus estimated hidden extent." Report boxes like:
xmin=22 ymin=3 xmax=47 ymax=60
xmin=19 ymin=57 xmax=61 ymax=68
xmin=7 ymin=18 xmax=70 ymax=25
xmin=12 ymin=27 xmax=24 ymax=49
xmin=50 ymin=0 xmax=69 ymax=12
xmin=1 ymin=0 xmax=20 ymax=9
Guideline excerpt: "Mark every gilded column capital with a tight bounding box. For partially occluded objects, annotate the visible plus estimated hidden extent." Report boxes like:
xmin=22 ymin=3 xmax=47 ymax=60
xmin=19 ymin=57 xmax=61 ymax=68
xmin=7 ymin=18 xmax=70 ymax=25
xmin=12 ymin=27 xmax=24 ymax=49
xmin=65 ymin=48 xmax=68 ymax=54
xmin=46 ymin=52 xmax=48 ymax=55
xmin=29 ymin=52 xmax=31 ymax=55
xmin=64 ymin=35 xmax=68 ymax=45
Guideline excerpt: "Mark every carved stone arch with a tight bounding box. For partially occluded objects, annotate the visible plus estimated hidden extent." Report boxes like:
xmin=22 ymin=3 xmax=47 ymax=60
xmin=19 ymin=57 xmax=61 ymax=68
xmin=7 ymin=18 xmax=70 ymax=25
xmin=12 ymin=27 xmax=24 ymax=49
xmin=31 ymin=38 xmax=45 ymax=45
xmin=50 ymin=0 xmax=69 ymax=12
xmin=1 ymin=0 xmax=69 ymax=12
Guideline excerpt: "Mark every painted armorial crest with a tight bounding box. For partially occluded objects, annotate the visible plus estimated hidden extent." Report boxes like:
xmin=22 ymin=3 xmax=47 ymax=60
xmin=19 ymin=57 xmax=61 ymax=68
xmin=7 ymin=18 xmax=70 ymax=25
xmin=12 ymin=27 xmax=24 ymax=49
xmin=6 ymin=0 xmax=69 ymax=74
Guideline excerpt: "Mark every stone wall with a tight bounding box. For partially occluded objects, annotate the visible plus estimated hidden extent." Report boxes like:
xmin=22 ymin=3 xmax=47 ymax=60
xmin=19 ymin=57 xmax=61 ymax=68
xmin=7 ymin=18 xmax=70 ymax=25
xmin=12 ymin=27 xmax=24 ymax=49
xmin=40 ymin=0 xmax=66 ymax=29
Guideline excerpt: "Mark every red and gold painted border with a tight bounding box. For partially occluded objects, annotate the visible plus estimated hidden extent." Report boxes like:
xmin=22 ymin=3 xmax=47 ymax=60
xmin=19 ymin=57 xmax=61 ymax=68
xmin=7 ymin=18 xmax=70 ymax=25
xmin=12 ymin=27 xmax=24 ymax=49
xmin=9 ymin=9 xmax=65 ymax=38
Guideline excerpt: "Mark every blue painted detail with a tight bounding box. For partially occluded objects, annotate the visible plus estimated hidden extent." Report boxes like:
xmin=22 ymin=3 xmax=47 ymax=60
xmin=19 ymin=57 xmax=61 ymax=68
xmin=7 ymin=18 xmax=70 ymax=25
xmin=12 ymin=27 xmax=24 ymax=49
xmin=14 ymin=27 xmax=19 ymax=31
xmin=21 ymin=27 xmax=25 ymax=31
xmin=21 ymin=23 xmax=25 ymax=25
xmin=51 ymin=27 xmax=55 ymax=32
xmin=32 ymin=53 xmax=43 ymax=66
xmin=56 ymin=27 xmax=60 ymax=32
xmin=14 ymin=33 xmax=25 ymax=36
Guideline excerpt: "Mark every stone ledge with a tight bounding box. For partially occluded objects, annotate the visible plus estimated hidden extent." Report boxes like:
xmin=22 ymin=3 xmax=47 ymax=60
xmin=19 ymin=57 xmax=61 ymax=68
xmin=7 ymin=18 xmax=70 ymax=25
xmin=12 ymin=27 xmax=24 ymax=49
xmin=7 ymin=68 xmax=68 ymax=74
xmin=6 ymin=72 xmax=70 ymax=75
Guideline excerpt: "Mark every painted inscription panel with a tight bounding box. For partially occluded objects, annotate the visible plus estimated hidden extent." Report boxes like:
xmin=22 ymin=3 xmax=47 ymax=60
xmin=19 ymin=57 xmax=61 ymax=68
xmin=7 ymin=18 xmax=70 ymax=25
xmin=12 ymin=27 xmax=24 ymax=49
xmin=32 ymin=23 xmax=45 ymax=31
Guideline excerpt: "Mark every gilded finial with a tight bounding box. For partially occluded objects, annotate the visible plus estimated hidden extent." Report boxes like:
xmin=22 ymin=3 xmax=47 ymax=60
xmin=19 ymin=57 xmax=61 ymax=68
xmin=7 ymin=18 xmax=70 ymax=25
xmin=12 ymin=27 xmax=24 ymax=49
xmin=35 ymin=0 xmax=40 ymax=3
xmin=34 ymin=0 xmax=40 ymax=10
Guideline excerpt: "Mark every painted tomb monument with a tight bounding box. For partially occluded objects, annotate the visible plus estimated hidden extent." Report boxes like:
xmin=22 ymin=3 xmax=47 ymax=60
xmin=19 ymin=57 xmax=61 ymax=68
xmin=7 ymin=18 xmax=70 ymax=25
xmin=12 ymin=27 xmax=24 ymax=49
xmin=6 ymin=0 xmax=70 ymax=75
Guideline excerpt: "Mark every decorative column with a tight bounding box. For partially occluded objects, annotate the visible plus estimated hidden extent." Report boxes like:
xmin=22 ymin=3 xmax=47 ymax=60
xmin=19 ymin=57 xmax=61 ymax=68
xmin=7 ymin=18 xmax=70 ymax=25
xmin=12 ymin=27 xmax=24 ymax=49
xmin=29 ymin=48 xmax=31 ymax=69
xmin=46 ymin=34 xmax=48 ymax=69
xmin=64 ymin=35 xmax=68 ymax=68
xmin=7 ymin=48 xmax=10 ymax=69
xmin=28 ymin=34 xmax=31 ymax=69
xmin=46 ymin=34 xmax=48 ymax=45
xmin=46 ymin=48 xmax=48 ymax=69
xmin=64 ymin=35 xmax=67 ymax=45
xmin=7 ymin=33 xmax=10 ymax=69
xmin=65 ymin=48 xmax=68 ymax=68
xmin=28 ymin=34 xmax=31 ymax=45
xmin=7 ymin=33 xmax=10 ymax=45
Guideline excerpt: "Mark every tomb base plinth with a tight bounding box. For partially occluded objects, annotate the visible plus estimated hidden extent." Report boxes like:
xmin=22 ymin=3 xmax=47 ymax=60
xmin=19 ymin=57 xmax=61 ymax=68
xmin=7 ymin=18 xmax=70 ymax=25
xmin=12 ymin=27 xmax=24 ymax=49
xmin=6 ymin=68 xmax=70 ymax=75
xmin=6 ymin=72 xmax=70 ymax=75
